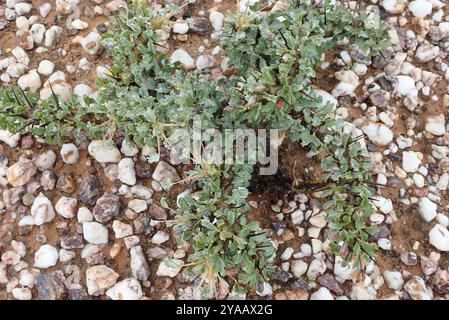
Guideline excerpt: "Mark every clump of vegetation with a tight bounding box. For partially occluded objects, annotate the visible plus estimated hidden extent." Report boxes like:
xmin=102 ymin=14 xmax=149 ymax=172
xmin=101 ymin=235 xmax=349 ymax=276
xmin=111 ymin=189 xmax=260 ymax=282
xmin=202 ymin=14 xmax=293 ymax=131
xmin=0 ymin=0 xmax=389 ymax=297
xmin=222 ymin=0 xmax=389 ymax=268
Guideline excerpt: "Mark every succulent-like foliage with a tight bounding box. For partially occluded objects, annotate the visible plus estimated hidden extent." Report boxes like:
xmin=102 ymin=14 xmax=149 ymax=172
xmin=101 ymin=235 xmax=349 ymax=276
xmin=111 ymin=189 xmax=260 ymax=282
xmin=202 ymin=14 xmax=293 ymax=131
xmin=0 ymin=0 xmax=389 ymax=295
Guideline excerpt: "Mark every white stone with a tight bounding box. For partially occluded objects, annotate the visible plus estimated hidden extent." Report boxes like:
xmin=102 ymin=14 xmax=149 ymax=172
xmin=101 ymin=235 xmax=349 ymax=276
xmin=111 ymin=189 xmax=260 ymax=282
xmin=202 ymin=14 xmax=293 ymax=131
xmin=48 ymin=70 xmax=67 ymax=84
xmin=96 ymin=66 xmax=111 ymax=78
xmin=307 ymin=258 xmax=326 ymax=278
xmin=397 ymin=75 xmax=418 ymax=96
xmin=128 ymin=199 xmax=147 ymax=213
xmin=419 ymin=197 xmax=437 ymax=222
xmin=352 ymin=63 xmax=368 ymax=76
xmin=86 ymin=265 xmax=119 ymax=296
xmin=18 ymin=216 xmax=35 ymax=227
xmin=40 ymin=3 xmax=52 ymax=17
xmin=117 ymin=158 xmax=136 ymax=185
xmin=31 ymin=193 xmax=55 ymax=226
xmin=19 ymin=270 xmax=35 ymax=288
xmin=6 ymin=0 xmax=17 ymax=9
xmin=59 ymin=249 xmax=76 ymax=263
xmin=130 ymin=246 xmax=150 ymax=281
xmin=300 ymin=243 xmax=312 ymax=256
xmin=0 ymin=130 xmax=20 ymax=148
xmin=88 ymin=140 xmax=121 ymax=163
xmin=79 ymin=32 xmax=103 ymax=55
xmin=7 ymin=158 xmax=36 ymax=187
xmin=379 ymin=112 xmax=394 ymax=127
xmin=439 ymin=22 xmax=449 ymax=36
xmin=415 ymin=44 xmax=440 ymax=63
xmin=77 ymin=207 xmax=93 ymax=223
xmin=382 ymin=0 xmax=408 ymax=14
xmin=310 ymin=287 xmax=334 ymax=300
xmin=429 ymin=224 xmax=449 ymax=251
xmin=350 ymin=285 xmax=371 ymax=300
xmin=378 ymin=238 xmax=392 ymax=250
xmin=370 ymin=213 xmax=385 ymax=224
xmin=34 ymin=245 xmax=58 ymax=268
xmin=0 ymin=263 xmax=7 ymax=284
xmin=291 ymin=209 xmax=304 ymax=224
xmin=60 ymin=143 xmax=79 ymax=164
xmin=436 ymin=173 xmax=449 ymax=191
xmin=402 ymin=151 xmax=422 ymax=173
xmin=413 ymin=173 xmax=425 ymax=188
xmin=152 ymin=161 xmax=180 ymax=187
xmin=432 ymin=145 xmax=449 ymax=159
xmin=67 ymin=66 xmax=76 ymax=74
xmin=332 ymin=82 xmax=356 ymax=97
xmin=307 ymin=227 xmax=321 ymax=239
xmin=309 ymin=215 xmax=326 ymax=228
xmin=313 ymin=88 xmax=338 ymax=112
xmin=0 ymin=73 xmax=10 ymax=83
xmin=379 ymin=198 xmax=394 ymax=214
xmin=81 ymin=244 xmax=102 ymax=259
xmin=425 ymin=114 xmax=445 ymax=136
xmin=112 ymin=220 xmax=133 ymax=238
xmin=238 ymin=0 xmax=259 ymax=12
xmin=0 ymin=58 xmax=14 ymax=70
xmin=18 ymin=70 xmax=41 ymax=93
xmin=37 ymin=60 xmax=55 ymax=76
xmin=30 ymin=24 xmax=46 ymax=44
xmin=196 ymin=55 xmax=214 ymax=70
xmin=121 ymin=140 xmax=138 ymax=157
xmin=67 ymin=65 xmax=76 ymax=74
xmin=383 ymin=271 xmax=404 ymax=290
xmin=6 ymin=62 xmax=27 ymax=78
xmin=78 ymin=58 xmax=90 ymax=71
xmin=377 ymin=173 xmax=388 ymax=185
xmin=172 ymin=21 xmax=189 ymax=34
xmin=209 ymin=11 xmax=225 ymax=31
xmin=151 ymin=231 xmax=169 ymax=244
xmin=34 ymin=150 xmax=56 ymax=171
xmin=11 ymin=241 xmax=26 ymax=257
xmin=15 ymin=3 xmax=32 ymax=16
xmin=40 ymin=82 xmax=72 ymax=101
xmin=16 ymin=16 xmax=29 ymax=30
xmin=281 ymin=247 xmax=294 ymax=261
xmin=73 ymin=84 xmax=93 ymax=97
xmin=408 ymin=0 xmax=433 ymax=18
xmin=44 ymin=26 xmax=63 ymax=47
xmin=12 ymin=287 xmax=32 ymax=300
xmin=429 ymin=0 xmax=444 ymax=9
xmin=12 ymin=47 xmax=30 ymax=66
xmin=290 ymin=260 xmax=308 ymax=278
xmin=1 ymin=251 xmax=21 ymax=265
xmin=156 ymin=258 xmax=183 ymax=278
xmin=71 ymin=19 xmax=88 ymax=30
xmin=336 ymin=70 xmax=359 ymax=87
xmin=256 ymin=282 xmax=273 ymax=297
xmin=83 ymin=222 xmax=109 ymax=245
xmin=436 ymin=214 xmax=449 ymax=227
xmin=404 ymin=276 xmax=432 ymax=300
xmin=362 ymin=122 xmax=393 ymax=146
xmin=55 ymin=196 xmax=77 ymax=219
xmin=170 ymin=49 xmax=194 ymax=69
xmin=106 ymin=278 xmax=143 ymax=300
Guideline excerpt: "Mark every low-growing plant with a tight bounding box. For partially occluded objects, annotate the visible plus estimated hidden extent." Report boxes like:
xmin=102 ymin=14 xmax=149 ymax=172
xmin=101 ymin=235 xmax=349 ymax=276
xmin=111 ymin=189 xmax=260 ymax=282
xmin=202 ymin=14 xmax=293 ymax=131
xmin=0 ymin=0 xmax=389 ymax=296
xmin=222 ymin=0 xmax=389 ymax=268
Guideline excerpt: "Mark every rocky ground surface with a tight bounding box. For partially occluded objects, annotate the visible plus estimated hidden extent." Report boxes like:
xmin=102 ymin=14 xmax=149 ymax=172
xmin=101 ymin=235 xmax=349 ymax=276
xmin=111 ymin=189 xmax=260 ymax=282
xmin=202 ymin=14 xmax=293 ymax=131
xmin=1 ymin=0 xmax=449 ymax=300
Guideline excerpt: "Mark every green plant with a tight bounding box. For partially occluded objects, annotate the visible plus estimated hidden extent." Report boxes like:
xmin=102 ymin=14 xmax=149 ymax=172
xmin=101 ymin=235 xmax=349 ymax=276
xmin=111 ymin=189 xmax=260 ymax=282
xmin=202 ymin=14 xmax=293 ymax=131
xmin=176 ymin=163 xmax=275 ymax=297
xmin=221 ymin=0 xmax=389 ymax=268
xmin=0 ymin=0 xmax=389 ymax=295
